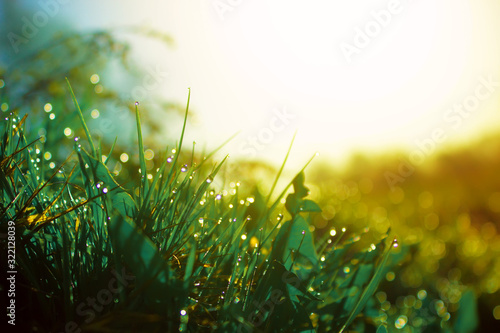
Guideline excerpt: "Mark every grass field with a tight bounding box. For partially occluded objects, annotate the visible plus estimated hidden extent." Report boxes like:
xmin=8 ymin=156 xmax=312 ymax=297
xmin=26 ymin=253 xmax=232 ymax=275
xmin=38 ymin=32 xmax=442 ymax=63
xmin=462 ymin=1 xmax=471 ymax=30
xmin=1 ymin=49 xmax=497 ymax=332
xmin=1 ymin=83 xmax=416 ymax=332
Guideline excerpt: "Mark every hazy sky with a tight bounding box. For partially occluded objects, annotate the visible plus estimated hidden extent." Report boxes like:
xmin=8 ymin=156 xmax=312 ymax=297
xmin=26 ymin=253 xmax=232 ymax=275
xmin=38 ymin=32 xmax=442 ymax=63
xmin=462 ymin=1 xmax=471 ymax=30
xmin=14 ymin=0 xmax=500 ymax=168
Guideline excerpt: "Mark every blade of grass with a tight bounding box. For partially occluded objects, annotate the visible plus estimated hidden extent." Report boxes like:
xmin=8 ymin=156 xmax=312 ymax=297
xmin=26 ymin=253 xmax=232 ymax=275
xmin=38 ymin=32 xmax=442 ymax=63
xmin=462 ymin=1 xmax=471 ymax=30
xmin=265 ymin=131 xmax=296 ymax=206
xmin=339 ymin=238 xmax=397 ymax=333
xmin=66 ymin=78 xmax=96 ymax=157
xmin=135 ymin=102 xmax=148 ymax=206
xmin=165 ymin=88 xmax=190 ymax=187
xmin=104 ymin=136 xmax=118 ymax=165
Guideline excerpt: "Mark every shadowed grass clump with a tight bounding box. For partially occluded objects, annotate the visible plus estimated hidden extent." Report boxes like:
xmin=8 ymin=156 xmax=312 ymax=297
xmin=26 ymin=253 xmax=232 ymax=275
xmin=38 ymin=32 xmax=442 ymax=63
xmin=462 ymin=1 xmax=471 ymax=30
xmin=1 ymin=84 xmax=403 ymax=332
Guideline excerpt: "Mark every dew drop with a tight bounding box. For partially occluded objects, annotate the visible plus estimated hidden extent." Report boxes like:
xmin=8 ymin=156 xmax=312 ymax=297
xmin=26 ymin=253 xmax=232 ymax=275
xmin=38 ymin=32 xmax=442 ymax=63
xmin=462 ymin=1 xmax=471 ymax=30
xmin=135 ymin=101 xmax=139 ymax=106
xmin=181 ymin=164 xmax=188 ymax=172
xmin=393 ymin=238 xmax=399 ymax=248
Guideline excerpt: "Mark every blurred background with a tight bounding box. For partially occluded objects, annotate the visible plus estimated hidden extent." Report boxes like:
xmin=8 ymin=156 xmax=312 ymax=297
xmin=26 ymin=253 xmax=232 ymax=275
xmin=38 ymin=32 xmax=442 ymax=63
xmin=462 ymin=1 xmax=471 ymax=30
xmin=2 ymin=0 xmax=500 ymax=331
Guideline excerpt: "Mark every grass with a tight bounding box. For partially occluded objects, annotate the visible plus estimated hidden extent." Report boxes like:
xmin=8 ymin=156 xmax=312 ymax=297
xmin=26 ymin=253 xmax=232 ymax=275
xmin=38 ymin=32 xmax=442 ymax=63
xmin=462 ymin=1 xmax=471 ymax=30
xmin=0 ymin=82 xmax=407 ymax=332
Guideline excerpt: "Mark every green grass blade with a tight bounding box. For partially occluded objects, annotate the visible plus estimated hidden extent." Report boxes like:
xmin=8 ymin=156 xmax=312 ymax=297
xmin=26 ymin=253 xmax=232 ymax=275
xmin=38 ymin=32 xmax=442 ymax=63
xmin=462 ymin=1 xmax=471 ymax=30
xmin=339 ymin=238 xmax=397 ymax=333
xmin=135 ymin=102 xmax=148 ymax=207
xmin=65 ymin=78 xmax=96 ymax=157
xmin=104 ymin=136 xmax=118 ymax=165
xmin=265 ymin=131 xmax=296 ymax=205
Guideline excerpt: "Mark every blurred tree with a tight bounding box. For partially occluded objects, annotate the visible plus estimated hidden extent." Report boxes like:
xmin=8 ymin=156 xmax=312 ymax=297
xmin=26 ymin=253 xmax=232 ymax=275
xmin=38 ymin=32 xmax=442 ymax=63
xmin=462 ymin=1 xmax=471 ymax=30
xmin=0 ymin=1 xmax=184 ymax=159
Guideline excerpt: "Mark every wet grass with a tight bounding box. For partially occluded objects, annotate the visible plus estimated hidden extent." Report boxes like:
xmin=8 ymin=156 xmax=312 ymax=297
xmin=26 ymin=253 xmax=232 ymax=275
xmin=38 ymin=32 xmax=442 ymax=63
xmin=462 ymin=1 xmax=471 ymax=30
xmin=0 ymin=83 xmax=408 ymax=332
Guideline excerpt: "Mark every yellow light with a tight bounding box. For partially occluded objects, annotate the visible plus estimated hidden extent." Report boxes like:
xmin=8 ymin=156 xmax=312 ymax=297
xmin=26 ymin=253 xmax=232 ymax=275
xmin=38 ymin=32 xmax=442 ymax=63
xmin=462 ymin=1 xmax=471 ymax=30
xmin=64 ymin=128 xmax=72 ymax=136
xmin=250 ymin=236 xmax=259 ymax=248
xmin=144 ymin=149 xmax=155 ymax=160
xmin=91 ymin=109 xmax=100 ymax=119
xmin=90 ymin=74 xmax=100 ymax=84
xmin=493 ymin=306 xmax=500 ymax=320
xmin=120 ymin=153 xmax=129 ymax=163
xmin=44 ymin=103 xmax=52 ymax=112
xmin=395 ymin=315 xmax=408 ymax=329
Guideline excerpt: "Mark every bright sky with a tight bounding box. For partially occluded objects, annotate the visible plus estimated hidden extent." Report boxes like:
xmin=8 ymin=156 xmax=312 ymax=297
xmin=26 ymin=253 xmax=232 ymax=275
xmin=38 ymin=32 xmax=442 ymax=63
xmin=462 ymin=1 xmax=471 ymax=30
xmin=43 ymin=0 xmax=500 ymax=168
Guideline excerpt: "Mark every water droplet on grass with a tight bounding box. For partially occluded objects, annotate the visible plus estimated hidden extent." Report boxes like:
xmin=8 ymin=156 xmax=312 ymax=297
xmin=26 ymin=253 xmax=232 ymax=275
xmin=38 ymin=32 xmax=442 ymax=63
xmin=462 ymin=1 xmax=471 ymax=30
xmin=393 ymin=238 xmax=399 ymax=248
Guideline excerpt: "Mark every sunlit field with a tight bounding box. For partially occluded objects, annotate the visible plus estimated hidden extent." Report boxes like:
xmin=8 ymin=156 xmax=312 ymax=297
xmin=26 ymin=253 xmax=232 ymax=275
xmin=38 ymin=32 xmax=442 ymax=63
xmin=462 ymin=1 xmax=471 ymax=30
xmin=1 ymin=1 xmax=500 ymax=332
